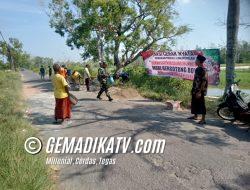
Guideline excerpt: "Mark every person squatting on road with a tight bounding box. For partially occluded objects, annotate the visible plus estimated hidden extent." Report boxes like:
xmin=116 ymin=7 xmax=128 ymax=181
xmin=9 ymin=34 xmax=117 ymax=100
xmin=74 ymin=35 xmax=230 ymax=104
xmin=188 ymin=54 xmax=208 ymax=125
xmin=52 ymin=64 xmax=71 ymax=124
xmin=97 ymin=61 xmax=113 ymax=101
xmin=84 ymin=64 xmax=91 ymax=91
xmin=71 ymin=70 xmax=82 ymax=90
xmin=114 ymin=71 xmax=130 ymax=84
xmin=40 ymin=65 xmax=45 ymax=80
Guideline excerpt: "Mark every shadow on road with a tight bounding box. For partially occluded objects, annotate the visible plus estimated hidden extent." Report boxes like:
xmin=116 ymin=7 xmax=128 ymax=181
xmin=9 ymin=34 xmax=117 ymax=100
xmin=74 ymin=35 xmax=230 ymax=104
xmin=70 ymin=103 xmax=250 ymax=144
xmin=217 ymin=172 xmax=250 ymax=190
xmin=60 ymin=102 xmax=250 ymax=183
xmin=29 ymin=112 xmax=55 ymax=125
xmin=24 ymin=79 xmax=53 ymax=93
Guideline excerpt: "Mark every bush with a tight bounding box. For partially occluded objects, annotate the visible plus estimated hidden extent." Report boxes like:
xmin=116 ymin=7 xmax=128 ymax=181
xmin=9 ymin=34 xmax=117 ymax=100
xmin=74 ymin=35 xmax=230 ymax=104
xmin=124 ymin=65 xmax=192 ymax=106
xmin=0 ymin=62 xmax=9 ymax=70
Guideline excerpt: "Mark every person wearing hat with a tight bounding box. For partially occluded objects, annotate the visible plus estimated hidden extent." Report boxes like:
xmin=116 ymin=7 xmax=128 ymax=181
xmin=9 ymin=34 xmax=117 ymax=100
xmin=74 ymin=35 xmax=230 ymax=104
xmin=188 ymin=54 xmax=208 ymax=125
xmin=97 ymin=61 xmax=113 ymax=101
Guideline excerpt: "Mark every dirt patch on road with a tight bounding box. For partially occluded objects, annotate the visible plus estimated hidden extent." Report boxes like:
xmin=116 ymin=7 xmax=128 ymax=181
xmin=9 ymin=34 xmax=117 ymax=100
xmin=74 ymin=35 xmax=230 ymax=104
xmin=23 ymin=84 xmax=41 ymax=99
xmin=110 ymin=86 xmax=144 ymax=100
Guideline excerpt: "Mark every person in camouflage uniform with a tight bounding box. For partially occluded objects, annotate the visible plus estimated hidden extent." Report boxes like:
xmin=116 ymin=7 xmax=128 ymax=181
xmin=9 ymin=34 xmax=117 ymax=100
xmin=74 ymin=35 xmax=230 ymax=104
xmin=97 ymin=61 xmax=113 ymax=101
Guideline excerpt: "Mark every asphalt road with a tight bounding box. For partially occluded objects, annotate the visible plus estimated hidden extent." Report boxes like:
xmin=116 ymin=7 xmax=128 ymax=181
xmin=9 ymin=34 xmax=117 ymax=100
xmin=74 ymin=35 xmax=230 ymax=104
xmin=21 ymin=70 xmax=250 ymax=190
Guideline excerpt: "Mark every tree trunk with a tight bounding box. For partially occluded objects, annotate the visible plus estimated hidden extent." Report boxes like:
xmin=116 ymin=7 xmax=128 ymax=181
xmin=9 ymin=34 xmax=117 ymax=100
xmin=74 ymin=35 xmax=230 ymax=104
xmin=97 ymin=31 xmax=104 ymax=63
xmin=7 ymin=46 xmax=13 ymax=70
xmin=224 ymin=0 xmax=240 ymax=94
xmin=114 ymin=41 xmax=122 ymax=73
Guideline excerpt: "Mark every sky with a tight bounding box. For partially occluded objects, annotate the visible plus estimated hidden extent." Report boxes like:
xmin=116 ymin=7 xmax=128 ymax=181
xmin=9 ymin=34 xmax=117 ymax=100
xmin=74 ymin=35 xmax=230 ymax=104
xmin=0 ymin=0 xmax=249 ymax=62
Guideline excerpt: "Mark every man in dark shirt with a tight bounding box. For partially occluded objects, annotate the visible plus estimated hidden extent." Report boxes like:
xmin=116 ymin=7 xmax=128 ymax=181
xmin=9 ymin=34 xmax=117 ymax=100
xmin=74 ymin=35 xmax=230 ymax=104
xmin=188 ymin=55 xmax=208 ymax=125
xmin=40 ymin=65 xmax=45 ymax=80
xmin=48 ymin=65 xmax=52 ymax=79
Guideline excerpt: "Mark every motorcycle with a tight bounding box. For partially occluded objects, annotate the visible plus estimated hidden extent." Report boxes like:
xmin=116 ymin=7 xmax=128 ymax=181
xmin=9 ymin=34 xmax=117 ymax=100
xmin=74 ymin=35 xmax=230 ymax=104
xmin=217 ymin=80 xmax=250 ymax=122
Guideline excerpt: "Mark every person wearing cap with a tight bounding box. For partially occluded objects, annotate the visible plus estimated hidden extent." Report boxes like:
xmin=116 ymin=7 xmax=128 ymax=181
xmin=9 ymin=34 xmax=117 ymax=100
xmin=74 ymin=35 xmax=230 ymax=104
xmin=97 ymin=61 xmax=113 ymax=101
xmin=188 ymin=54 xmax=208 ymax=125
xmin=52 ymin=64 xmax=71 ymax=123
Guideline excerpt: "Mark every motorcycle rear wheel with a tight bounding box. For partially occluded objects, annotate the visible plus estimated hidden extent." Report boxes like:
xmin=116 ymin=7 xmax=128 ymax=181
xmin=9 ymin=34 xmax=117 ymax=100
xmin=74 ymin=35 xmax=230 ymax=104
xmin=217 ymin=106 xmax=236 ymax=121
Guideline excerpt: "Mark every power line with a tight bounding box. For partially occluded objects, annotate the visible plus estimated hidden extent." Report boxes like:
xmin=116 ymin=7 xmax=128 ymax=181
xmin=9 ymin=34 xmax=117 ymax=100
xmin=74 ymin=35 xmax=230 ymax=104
xmin=0 ymin=31 xmax=7 ymax=43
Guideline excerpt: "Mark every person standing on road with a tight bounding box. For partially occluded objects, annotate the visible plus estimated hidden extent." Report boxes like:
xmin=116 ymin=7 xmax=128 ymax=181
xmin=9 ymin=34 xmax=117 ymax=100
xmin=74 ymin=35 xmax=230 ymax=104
xmin=188 ymin=54 xmax=208 ymax=125
xmin=52 ymin=64 xmax=71 ymax=124
xmin=84 ymin=64 xmax=91 ymax=91
xmin=40 ymin=65 xmax=45 ymax=80
xmin=48 ymin=65 xmax=52 ymax=79
xmin=97 ymin=61 xmax=113 ymax=101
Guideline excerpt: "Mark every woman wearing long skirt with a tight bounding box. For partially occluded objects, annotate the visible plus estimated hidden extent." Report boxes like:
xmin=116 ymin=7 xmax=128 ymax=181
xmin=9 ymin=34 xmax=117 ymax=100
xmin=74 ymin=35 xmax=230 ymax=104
xmin=188 ymin=55 xmax=208 ymax=125
xmin=52 ymin=64 xmax=71 ymax=123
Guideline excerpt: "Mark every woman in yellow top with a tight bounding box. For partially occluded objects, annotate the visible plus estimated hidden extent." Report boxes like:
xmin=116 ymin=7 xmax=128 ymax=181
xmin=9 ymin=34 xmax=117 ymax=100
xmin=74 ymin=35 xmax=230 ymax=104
xmin=52 ymin=64 xmax=71 ymax=123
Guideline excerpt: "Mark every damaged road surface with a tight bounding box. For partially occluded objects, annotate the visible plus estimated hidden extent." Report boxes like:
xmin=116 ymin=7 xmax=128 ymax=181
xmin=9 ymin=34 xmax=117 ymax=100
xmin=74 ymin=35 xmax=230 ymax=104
xmin=22 ymin=70 xmax=250 ymax=190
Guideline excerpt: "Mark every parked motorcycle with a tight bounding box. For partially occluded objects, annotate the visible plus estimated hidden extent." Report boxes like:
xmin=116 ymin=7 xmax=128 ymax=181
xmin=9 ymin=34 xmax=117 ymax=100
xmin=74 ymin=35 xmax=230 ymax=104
xmin=217 ymin=81 xmax=250 ymax=122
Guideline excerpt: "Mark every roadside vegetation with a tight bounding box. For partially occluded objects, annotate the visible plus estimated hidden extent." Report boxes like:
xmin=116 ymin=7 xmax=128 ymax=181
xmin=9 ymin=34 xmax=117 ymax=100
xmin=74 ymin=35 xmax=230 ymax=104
xmin=124 ymin=65 xmax=192 ymax=106
xmin=216 ymin=69 xmax=250 ymax=89
xmin=0 ymin=71 xmax=52 ymax=190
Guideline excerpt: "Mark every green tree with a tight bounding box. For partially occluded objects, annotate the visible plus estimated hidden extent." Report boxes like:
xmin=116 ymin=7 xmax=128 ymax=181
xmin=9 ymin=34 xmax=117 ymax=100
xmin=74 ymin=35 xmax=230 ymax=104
xmin=0 ymin=38 xmax=24 ymax=71
xmin=31 ymin=56 xmax=53 ymax=68
xmin=48 ymin=0 xmax=189 ymax=70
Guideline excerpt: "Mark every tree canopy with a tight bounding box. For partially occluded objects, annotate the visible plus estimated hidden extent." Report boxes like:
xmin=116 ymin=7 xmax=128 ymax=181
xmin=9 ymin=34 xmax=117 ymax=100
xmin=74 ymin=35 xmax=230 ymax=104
xmin=48 ymin=0 xmax=189 ymax=69
xmin=0 ymin=37 xmax=53 ymax=70
xmin=0 ymin=38 xmax=25 ymax=70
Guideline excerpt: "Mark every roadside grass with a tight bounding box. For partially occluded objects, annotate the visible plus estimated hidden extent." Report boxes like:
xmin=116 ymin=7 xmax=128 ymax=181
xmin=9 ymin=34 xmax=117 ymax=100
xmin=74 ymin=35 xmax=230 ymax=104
xmin=221 ymin=63 xmax=250 ymax=67
xmin=205 ymin=97 xmax=222 ymax=117
xmin=235 ymin=63 xmax=250 ymax=66
xmin=0 ymin=71 xmax=52 ymax=190
xmin=124 ymin=65 xmax=192 ymax=107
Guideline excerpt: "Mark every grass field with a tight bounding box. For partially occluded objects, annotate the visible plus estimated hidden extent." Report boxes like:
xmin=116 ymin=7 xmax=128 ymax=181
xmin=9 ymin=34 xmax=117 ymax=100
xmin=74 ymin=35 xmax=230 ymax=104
xmin=214 ymin=69 xmax=250 ymax=89
xmin=0 ymin=71 xmax=52 ymax=190
xmin=221 ymin=63 xmax=250 ymax=67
